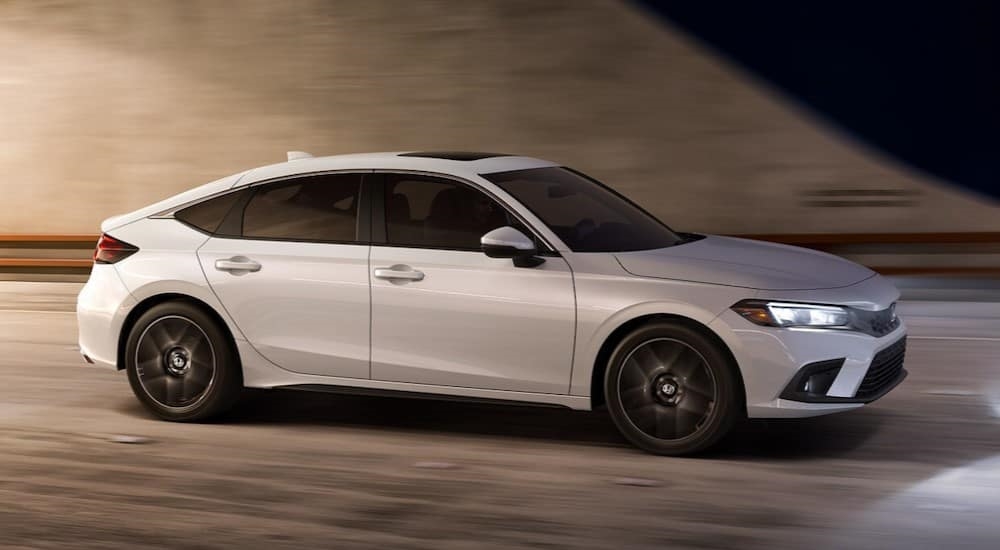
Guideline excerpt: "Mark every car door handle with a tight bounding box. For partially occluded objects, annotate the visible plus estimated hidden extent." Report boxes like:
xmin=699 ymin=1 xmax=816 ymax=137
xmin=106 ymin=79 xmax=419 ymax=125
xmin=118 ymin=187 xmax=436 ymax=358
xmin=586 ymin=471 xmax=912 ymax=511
xmin=215 ymin=257 xmax=261 ymax=273
xmin=374 ymin=266 xmax=425 ymax=281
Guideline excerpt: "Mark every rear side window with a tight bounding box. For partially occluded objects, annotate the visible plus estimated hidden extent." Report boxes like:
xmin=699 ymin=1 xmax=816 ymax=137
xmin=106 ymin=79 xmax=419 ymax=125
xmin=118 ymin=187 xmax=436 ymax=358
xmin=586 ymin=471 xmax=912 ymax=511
xmin=175 ymin=191 xmax=245 ymax=234
xmin=242 ymin=173 xmax=363 ymax=242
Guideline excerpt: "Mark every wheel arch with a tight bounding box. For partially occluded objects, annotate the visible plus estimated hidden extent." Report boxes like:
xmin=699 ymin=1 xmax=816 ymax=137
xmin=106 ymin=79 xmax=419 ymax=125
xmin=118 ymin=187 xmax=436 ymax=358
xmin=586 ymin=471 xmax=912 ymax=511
xmin=116 ymin=292 xmax=239 ymax=371
xmin=589 ymin=313 xmax=746 ymax=410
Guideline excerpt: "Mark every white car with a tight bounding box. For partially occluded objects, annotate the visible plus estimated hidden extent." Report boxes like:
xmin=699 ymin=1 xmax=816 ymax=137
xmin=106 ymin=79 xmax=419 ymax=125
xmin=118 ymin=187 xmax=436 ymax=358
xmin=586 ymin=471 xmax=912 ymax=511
xmin=77 ymin=151 xmax=907 ymax=455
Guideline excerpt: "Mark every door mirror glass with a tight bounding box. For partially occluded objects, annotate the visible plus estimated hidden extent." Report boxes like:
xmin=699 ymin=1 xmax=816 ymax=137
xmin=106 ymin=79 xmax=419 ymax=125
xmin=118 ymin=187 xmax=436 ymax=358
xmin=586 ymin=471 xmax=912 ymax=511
xmin=481 ymin=226 xmax=543 ymax=267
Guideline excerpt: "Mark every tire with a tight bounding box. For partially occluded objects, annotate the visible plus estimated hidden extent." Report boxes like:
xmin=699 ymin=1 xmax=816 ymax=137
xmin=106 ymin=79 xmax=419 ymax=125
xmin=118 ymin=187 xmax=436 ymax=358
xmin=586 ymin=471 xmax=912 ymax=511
xmin=605 ymin=321 xmax=742 ymax=455
xmin=125 ymin=301 xmax=242 ymax=421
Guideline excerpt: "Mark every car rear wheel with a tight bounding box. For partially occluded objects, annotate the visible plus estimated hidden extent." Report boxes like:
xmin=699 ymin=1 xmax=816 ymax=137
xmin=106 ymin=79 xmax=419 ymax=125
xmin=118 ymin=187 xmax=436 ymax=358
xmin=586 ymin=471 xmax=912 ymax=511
xmin=125 ymin=301 xmax=242 ymax=421
xmin=605 ymin=321 xmax=741 ymax=455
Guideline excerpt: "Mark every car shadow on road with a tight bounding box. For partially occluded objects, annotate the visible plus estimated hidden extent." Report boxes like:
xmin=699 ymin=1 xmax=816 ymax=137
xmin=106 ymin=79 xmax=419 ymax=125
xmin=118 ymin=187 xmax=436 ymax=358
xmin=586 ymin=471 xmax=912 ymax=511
xmin=715 ymin=411 xmax=886 ymax=459
xmin=223 ymin=389 xmax=629 ymax=447
xmin=116 ymin=388 xmax=894 ymax=459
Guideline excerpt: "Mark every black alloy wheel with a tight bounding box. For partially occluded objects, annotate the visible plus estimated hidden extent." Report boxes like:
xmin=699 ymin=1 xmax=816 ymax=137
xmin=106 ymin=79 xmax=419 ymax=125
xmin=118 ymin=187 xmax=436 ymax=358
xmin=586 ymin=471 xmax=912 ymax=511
xmin=605 ymin=321 xmax=741 ymax=455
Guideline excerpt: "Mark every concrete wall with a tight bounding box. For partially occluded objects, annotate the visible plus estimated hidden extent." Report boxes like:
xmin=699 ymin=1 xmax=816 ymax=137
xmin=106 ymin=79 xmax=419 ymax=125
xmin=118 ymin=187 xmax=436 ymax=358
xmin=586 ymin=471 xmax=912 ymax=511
xmin=1 ymin=0 xmax=997 ymax=234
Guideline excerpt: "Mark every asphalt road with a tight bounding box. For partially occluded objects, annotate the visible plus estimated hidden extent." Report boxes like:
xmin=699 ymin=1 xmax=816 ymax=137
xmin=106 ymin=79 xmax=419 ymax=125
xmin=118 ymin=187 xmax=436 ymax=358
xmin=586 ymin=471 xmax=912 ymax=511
xmin=2 ymin=282 xmax=999 ymax=549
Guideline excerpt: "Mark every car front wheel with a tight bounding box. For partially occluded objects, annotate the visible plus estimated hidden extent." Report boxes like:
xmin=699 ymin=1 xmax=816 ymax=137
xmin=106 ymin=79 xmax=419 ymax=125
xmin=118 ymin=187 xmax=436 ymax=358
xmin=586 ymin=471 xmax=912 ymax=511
xmin=605 ymin=321 xmax=742 ymax=455
xmin=125 ymin=301 xmax=242 ymax=421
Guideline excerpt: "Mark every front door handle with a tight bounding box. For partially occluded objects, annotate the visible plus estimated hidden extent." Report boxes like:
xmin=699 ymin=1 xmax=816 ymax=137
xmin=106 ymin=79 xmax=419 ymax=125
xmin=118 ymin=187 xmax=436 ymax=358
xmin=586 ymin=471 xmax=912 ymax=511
xmin=374 ymin=266 xmax=425 ymax=282
xmin=215 ymin=256 xmax=261 ymax=273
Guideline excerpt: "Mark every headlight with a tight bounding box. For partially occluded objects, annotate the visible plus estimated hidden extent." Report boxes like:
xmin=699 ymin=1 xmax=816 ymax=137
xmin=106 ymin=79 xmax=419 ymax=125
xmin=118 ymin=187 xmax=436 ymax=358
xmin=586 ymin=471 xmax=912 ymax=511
xmin=731 ymin=300 xmax=850 ymax=328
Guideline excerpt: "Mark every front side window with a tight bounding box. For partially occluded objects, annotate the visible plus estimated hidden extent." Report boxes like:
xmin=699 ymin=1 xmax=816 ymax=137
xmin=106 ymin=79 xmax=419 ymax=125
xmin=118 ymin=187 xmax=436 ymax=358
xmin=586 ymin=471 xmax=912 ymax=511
xmin=483 ymin=167 xmax=682 ymax=252
xmin=384 ymin=175 xmax=520 ymax=250
xmin=242 ymin=173 xmax=362 ymax=242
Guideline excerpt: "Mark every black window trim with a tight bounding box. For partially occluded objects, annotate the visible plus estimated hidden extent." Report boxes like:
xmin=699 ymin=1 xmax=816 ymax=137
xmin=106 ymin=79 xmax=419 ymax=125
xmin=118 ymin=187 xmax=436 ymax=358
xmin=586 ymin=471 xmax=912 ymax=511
xmin=170 ymin=187 xmax=250 ymax=237
xmin=369 ymin=169 xmax=560 ymax=256
xmin=162 ymin=168 xmax=561 ymax=254
xmin=171 ymin=170 xmax=375 ymax=246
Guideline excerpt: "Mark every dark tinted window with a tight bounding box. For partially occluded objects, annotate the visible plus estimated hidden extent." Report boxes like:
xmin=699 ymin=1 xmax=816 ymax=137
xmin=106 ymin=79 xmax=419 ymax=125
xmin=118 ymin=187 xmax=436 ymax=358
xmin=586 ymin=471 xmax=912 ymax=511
xmin=175 ymin=190 xmax=244 ymax=234
xmin=385 ymin=175 xmax=519 ymax=250
xmin=484 ymin=167 xmax=681 ymax=252
xmin=242 ymin=173 xmax=362 ymax=242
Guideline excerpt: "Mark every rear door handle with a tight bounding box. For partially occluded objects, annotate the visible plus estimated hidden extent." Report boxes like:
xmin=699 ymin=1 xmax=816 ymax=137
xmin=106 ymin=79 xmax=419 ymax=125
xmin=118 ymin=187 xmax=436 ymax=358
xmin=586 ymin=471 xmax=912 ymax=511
xmin=374 ymin=266 xmax=424 ymax=281
xmin=215 ymin=256 xmax=261 ymax=273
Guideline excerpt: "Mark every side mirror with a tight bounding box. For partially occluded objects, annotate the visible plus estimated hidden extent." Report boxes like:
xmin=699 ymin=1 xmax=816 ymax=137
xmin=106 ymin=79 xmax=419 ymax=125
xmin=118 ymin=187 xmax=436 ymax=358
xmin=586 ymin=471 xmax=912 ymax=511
xmin=480 ymin=226 xmax=545 ymax=268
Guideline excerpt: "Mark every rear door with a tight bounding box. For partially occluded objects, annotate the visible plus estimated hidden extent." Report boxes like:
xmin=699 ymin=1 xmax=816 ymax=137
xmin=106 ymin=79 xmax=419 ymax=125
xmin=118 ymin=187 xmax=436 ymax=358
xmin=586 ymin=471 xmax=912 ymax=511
xmin=369 ymin=173 xmax=577 ymax=394
xmin=197 ymin=172 xmax=372 ymax=379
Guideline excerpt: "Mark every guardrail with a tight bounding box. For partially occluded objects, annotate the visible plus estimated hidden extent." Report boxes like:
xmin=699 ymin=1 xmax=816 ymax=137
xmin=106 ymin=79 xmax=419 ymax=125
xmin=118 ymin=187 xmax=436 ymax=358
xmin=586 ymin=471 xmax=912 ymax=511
xmin=2 ymin=233 xmax=1000 ymax=277
xmin=0 ymin=235 xmax=97 ymax=275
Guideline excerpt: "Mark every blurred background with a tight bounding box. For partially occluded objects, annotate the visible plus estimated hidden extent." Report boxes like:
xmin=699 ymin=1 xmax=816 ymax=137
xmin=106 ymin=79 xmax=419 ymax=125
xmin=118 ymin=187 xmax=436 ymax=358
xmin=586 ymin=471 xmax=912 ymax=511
xmin=2 ymin=1 xmax=999 ymax=549
xmin=2 ymin=0 xmax=997 ymax=236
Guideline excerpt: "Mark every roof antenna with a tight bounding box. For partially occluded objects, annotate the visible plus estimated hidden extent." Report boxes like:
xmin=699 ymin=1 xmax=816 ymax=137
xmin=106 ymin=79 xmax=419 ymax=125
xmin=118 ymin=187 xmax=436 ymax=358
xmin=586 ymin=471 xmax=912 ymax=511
xmin=287 ymin=151 xmax=313 ymax=161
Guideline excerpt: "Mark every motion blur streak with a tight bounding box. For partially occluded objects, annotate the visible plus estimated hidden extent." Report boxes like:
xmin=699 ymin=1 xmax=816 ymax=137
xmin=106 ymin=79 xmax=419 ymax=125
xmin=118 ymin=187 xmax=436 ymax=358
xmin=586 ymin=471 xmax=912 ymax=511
xmin=1 ymin=0 xmax=998 ymax=237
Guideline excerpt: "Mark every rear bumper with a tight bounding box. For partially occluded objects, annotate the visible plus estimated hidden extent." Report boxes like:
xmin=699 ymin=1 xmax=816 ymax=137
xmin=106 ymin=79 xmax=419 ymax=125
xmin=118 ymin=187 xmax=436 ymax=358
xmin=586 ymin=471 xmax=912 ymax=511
xmin=76 ymin=264 xmax=135 ymax=370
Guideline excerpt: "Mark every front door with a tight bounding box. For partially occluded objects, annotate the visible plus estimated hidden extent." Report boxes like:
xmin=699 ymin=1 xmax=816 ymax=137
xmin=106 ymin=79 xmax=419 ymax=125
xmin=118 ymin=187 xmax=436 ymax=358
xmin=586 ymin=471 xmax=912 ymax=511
xmin=369 ymin=174 xmax=576 ymax=394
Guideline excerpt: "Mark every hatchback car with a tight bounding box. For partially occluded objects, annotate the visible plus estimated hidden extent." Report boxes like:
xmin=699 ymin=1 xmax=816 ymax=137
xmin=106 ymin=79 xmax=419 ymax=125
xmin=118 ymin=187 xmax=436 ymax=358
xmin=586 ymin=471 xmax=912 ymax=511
xmin=77 ymin=151 xmax=907 ymax=455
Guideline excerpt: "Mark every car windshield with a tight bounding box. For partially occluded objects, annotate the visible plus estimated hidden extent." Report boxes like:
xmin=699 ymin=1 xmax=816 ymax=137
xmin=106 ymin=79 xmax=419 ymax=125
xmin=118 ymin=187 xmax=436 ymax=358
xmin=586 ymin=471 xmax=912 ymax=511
xmin=483 ymin=167 xmax=683 ymax=252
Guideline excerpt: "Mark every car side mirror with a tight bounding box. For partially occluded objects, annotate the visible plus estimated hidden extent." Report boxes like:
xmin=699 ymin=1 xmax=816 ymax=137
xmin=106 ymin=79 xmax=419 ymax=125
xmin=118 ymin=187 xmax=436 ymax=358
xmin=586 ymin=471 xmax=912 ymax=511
xmin=481 ymin=226 xmax=545 ymax=268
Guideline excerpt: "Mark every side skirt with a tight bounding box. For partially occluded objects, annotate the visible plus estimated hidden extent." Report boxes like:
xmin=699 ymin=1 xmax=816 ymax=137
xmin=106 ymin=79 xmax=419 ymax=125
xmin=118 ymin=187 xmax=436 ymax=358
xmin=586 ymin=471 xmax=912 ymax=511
xmin=280 ymin=384 xmax=573 ymax=409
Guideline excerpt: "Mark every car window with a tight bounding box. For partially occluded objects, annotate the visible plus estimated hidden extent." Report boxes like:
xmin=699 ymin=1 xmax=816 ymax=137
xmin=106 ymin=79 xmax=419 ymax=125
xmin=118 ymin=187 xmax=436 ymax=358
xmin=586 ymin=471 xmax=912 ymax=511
xmin=242 ymin=173 xmax=362 ymax=242
xmin=484 ymin=167 xmax=681 ymax=252
xmin=175 ymin=190 xmax=245 ymax=234
xmin=384 ymin=175 xmax=519 ymax=250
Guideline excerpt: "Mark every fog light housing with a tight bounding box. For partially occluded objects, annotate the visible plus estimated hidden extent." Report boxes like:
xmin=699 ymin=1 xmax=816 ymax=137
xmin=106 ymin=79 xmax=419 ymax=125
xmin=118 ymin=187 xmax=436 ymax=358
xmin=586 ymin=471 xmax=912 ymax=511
xmin=802 ymin=367 xmax=838 ymax=395
xmin=780 ymin=359 xmax=844 ymax=401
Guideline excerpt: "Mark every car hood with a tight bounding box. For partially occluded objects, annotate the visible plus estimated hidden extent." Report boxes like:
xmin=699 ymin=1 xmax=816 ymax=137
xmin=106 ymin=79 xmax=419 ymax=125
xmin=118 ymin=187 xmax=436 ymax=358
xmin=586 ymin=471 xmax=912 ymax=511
xmin=615 ymin=235 xmax=875 ymax=291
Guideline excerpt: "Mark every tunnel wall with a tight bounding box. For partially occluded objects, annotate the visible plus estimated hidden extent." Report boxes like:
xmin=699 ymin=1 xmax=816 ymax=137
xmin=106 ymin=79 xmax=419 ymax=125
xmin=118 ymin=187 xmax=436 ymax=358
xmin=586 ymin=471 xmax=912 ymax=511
xmin=1 ymin=0 xmax=997 ymax=235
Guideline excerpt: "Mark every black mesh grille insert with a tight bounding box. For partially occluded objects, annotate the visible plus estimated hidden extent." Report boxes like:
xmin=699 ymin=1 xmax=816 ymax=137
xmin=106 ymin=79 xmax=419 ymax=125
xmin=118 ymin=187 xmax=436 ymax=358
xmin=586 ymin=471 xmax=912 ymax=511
xmin=856 ymin=337 xmax=906 ymax=398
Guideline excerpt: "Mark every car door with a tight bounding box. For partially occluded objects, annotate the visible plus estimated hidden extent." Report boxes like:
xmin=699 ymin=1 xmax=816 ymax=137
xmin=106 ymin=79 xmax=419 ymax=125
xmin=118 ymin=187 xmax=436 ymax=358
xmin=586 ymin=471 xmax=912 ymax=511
xmin=369 ymin=173 xmax=576 ymax=394
xmin=197 ymin=172 xmax=372 ymax=379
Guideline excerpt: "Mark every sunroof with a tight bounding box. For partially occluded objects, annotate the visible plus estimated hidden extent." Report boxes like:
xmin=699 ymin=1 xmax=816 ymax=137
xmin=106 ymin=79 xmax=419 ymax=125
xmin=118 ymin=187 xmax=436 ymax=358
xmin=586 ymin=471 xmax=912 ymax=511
xmin=398 ymin=151 xmax=513 ymax=161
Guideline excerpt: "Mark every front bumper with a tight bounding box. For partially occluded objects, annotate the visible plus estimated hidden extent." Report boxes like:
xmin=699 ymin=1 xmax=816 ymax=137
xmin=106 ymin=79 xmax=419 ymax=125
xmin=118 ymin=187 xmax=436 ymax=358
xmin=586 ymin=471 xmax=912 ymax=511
xmin=778 ymin=336 xmax=907 ymax=404
xmin=712 ymin=308 xmax=908 ymax=419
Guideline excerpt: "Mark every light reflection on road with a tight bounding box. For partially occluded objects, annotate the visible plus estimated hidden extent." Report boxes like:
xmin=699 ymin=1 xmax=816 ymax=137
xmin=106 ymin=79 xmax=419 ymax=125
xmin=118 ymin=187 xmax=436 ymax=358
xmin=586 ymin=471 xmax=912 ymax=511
xmin=833 ymin=454 xmax=1000 ymax=548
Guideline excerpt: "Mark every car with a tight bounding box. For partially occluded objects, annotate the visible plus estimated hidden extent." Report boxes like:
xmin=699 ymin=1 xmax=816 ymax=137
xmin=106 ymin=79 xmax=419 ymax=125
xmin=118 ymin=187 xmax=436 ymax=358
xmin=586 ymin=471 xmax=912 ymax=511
xmin=77 ymin=151 xmax=907 ymax=455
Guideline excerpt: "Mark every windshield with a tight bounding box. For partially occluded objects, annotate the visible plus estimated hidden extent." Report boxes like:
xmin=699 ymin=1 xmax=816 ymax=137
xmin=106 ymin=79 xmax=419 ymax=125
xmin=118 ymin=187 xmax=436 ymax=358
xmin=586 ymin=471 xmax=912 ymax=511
xmin=483 ymin=167 xmax=683 ymax=252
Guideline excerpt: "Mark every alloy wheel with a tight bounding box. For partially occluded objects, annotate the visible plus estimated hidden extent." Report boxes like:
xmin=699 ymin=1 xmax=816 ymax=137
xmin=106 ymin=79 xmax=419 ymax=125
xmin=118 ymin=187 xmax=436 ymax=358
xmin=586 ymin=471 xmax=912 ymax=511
xmin=616 ymin=337 xmax=718 ymax=441
xmin=134 ymin=315 xmax=217 ymax=410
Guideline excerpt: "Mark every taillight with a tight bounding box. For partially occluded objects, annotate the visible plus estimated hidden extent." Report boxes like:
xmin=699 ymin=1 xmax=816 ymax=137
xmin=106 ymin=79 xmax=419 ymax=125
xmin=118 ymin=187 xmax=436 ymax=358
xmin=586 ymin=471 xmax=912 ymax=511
xmin=93 ymin=233 xmax=139 ymax=264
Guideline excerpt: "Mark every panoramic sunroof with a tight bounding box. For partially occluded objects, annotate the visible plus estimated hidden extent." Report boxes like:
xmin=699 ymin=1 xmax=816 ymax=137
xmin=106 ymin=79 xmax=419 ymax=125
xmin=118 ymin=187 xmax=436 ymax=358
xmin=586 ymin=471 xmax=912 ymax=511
xmin=398 ymin=151 xmax=513 ymax=161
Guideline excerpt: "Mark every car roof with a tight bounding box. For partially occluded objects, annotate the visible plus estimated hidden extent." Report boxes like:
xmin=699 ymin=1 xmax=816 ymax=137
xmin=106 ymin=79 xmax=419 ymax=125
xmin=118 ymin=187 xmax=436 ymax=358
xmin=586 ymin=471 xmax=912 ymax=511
xmin=238 ymin=151 xmax=559 ymax=186
xmin=101 ymin=152 xmax=558 ymax=233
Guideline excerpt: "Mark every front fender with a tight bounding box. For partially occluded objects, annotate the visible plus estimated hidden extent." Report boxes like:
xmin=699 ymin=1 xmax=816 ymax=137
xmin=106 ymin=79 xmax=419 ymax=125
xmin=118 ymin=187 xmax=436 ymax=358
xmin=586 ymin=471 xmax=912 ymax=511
xmin=569 ymin=275 xmax=751 ymax=398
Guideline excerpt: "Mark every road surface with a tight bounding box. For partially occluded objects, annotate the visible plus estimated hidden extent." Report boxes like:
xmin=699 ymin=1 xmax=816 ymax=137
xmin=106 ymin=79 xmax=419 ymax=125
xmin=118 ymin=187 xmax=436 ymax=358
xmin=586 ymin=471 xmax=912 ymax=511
xmin=1 ymin=282 xmax=999 ymax=549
